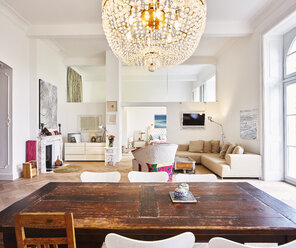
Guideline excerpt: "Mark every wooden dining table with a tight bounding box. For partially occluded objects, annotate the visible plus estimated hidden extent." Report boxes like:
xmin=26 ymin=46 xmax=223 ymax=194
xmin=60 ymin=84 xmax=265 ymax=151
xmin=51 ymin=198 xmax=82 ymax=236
xmin=0 ymin=182 xmax=296 ymax=247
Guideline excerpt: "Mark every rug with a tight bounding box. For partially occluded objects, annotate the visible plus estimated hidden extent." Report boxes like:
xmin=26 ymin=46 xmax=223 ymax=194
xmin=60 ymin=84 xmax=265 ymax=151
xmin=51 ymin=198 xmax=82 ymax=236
xmin=54 ymin=165 xmax=83 ymax=173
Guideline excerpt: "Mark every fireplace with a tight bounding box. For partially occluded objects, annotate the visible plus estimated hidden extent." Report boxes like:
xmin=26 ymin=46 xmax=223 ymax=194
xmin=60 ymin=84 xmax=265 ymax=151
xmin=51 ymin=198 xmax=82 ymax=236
xmin=38 ymin=135 xmax=63 ymax=173
xmin=46 ymin=145 xmax=53 ymax=172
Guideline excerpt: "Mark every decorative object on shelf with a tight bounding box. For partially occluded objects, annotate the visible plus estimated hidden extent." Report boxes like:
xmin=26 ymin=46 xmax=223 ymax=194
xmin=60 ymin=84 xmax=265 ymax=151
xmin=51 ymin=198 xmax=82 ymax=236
xmin=99 ymin=125 xmax=107 ymax=142
xmin=102 ymin=0 xmax=207 ymax=72
xmin=154 ymin=115 xmax=167 ymax=128
xmin=240 ymin=109 xmax=257 ymax=140
xmin=208 ymin=116 xmax=225 ymax=144
xmin=107 ymin=101 xmax=117 ymax=112
xmin=107 ymin=135 xmax=115 ymax=147
xmin=40 ymin=123 xmax=45 ymax=133
xmin=58 ymin=123 xmax=61 ymax=134
xmin=39 ymin=79 xmax=57 ymax=129
xmin=90 ymin=132 xmax=97 ymax=142
xmin=180 ymin=183 xmax=189 ymax=193
xmin=41 ymin=127 xmax=52 ymax=136
xmin=55 ymin=156 xmax=63 ymax=166
xmin=67 ymin=133 xmax=82 ymax=143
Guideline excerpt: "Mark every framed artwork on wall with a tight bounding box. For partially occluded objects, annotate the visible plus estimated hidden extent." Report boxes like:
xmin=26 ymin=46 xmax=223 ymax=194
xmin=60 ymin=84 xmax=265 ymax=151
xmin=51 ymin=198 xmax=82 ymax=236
xmin=240 ymin=109 xmax=257 ymax=140
xmin=39 ymin=79 xmax=57 ymax=129
xmin=154 ymin=115 xmax=167 ymax=129
xmin=107 ymin=101 xmax=117 ymax=112
xmin=107 ymin=114 xmax=117 ymax=125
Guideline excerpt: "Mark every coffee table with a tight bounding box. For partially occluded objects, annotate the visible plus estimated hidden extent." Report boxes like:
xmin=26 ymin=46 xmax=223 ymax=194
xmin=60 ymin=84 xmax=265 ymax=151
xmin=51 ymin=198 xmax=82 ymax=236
xmin=174 ymin=156 xmax=196 ymax=173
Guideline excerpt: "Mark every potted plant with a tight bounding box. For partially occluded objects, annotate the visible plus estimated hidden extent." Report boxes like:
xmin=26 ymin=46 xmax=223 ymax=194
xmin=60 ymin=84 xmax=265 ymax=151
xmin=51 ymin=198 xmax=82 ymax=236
xmin=107 ymin=135 xmax=115 ymax=147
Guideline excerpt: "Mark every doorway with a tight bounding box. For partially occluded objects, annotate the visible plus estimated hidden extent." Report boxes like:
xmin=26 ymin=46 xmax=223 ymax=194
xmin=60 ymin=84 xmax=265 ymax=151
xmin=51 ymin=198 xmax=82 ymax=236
xmin=0 ymin=61 xmax=12 ymax=174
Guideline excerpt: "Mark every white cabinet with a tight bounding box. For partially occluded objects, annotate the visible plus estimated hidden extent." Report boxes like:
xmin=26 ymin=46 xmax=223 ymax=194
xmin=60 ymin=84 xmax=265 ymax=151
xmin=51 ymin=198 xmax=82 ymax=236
xmin=64 ymin=143 xmax=106 ymax=161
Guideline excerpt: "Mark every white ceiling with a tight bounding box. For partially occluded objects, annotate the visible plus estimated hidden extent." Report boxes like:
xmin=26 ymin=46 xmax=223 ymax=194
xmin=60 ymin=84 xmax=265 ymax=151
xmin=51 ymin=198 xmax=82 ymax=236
xmin=2 ymin=0 xmax=277 ymax=63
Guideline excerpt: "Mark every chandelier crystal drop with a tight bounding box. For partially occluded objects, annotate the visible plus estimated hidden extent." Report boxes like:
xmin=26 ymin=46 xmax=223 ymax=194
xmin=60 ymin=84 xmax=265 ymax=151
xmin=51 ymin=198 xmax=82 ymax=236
xmin=102 ymin=0 xmax=207 ymax=72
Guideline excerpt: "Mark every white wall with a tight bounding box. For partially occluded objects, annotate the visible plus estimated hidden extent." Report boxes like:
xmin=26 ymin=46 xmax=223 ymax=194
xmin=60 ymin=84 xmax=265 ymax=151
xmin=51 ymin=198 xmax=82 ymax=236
xmin=166 ymin=102 xmax=221 ymax=144
xmin=217 ymin=36 xmax=261 ymax=153
xmin=83 ymin=80 xmax=105 ymax=103
xmin=122 ymin=107 xmax=166 ymax=147
xmin=0 ymin=7 xmax=30 ymax=179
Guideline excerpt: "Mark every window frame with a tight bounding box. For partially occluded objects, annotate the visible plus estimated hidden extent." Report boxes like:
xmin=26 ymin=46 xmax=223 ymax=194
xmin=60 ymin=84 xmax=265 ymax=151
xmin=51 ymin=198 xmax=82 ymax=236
xmin=284 ymin=37 xmax=296 ymax=79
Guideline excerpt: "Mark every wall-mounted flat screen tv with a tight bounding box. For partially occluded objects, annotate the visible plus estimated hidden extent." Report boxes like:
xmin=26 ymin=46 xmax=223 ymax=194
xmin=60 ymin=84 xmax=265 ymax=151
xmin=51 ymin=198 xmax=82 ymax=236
xmin=182 ymin=113 xmax=205 ymax=127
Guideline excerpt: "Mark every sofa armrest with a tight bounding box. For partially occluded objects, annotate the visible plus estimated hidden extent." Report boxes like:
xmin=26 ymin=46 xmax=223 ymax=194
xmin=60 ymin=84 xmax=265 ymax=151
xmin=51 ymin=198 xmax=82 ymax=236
xmin=226 ymin=154 xmax=262 ymax=177
xmin=178 ymin=144 xmax=189 ymax=151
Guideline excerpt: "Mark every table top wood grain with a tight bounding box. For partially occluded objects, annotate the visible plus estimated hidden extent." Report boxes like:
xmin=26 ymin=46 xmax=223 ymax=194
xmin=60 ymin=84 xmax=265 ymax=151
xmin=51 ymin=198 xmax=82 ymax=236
xmin=1 ymin=182 xmax=296 ymax=241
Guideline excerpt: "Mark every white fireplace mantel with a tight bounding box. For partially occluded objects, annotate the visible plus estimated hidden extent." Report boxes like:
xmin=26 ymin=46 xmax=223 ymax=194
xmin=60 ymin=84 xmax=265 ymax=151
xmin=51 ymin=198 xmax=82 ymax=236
xmin=37 ymin=135 xmax=63 ymax=173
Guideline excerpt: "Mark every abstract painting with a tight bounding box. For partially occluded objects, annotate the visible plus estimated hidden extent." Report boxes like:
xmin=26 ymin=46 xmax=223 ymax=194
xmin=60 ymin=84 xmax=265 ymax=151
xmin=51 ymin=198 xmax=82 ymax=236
xmin=154 ymin=115 xmax=167 ymax=129
xmin=39 ymin=79 xmax=57 ymax=129
xmin=240 ymin=109 xmax=257 ymax=140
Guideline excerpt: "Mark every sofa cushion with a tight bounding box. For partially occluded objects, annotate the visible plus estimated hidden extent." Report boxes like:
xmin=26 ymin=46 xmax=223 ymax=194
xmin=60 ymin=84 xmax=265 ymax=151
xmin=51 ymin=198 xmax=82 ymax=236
xmin=225 ymin=154 xmax=230 ymax=165
xmin=233 ymin=145 xmax=244 ymax=154
xmin=189 ymin=140 xmax=204 ymax=153
xmin=211 ymin=140 xmax=220 ymax=153
xmin=146 ymin=163 xmax=173 ymax=181
xmin=219 ymin=143 xmax=230 ymax=159
xmin=201 ymin=153 xmax=230 ymax=177
xmin=178 ymin=144 xmax=189 ymax=151
xmin=225 ymin=144 xmax=235 ymax=157
xmin=175 ymin=151 xmax=201 ymax=163
xmin=204 ymin=141 xmax=212 ymax=153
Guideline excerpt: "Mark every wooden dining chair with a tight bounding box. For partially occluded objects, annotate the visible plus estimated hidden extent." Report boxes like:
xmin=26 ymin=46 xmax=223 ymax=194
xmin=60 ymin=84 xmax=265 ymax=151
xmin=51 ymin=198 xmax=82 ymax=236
xmin=209 ymin=237 xmax=296 ymax=248
xmin=175 ymin=174 xmax=217 ymax=182
xmin=80 ymin=171 xmax=121 ymax=182
xmin=128 ymin=171 xmax=169 ymax=182
xmin=103 ymin=232 xmax=195 ymax=248
xmin=14 ymin=212 xmax=76 ymax=248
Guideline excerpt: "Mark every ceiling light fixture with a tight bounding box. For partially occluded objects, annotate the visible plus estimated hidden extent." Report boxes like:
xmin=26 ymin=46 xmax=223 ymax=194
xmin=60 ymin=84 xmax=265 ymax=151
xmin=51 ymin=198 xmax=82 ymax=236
xmin=102 ymin=0 xmax=207 ymax=72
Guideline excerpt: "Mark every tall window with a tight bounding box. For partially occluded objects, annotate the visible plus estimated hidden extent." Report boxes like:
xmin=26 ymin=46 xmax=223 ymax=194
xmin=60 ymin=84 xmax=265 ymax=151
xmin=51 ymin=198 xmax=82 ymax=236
xmin=284 ymin=31 xmax=296 ymax=184
xmin=286 ymin=37 xmax=296 ymax=76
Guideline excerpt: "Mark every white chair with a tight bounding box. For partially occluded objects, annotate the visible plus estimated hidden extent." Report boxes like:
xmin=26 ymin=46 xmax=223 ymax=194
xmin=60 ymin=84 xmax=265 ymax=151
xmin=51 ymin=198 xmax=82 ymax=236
xmin=175 ymin=174 xmax=217 ymax=182
xmin=209 ymin=237 xmax=296 ymax=248
xmin=103 ymin=232 xmax=195 ymax=248
xmin=128 ymin=171 xmax=169 ymax=183
xmin=80 ymin=171 xmax=121 ymax=182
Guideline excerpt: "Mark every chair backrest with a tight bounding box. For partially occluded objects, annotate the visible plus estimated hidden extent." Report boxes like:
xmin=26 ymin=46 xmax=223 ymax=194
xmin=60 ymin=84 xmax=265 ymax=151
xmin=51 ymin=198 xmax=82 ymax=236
xmin=128 ymin=171 xmax=169 ymax=182
xmin=209 ymin=237 xmax=296 ymax=248
xmin=175 ymin=174 xmax=217 ymax=182
xmin=105 ymin=232 xmax=195 ymax=248
xmin=132 ymin=144 xmax=178 ymax=165
xmin=80 ymin=171 xmax=121 ymax=182
xmin=14 ymin=212 xmax=76 ymax=248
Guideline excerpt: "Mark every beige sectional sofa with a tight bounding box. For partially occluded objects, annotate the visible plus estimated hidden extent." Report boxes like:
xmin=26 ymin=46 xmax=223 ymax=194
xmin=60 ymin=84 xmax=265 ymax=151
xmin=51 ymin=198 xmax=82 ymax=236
xmin=176 ymin=142 xmax=262 ymax=179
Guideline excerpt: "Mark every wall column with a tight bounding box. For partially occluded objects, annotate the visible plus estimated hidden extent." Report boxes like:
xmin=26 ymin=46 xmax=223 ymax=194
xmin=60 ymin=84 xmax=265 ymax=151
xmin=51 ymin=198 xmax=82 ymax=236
xmin=105 ymin=50 xmax=122 ymax=162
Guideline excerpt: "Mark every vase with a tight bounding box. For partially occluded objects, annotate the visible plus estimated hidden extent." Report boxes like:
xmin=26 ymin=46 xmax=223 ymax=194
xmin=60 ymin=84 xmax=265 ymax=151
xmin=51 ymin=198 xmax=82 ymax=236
xmin=109 ymin=140 xmax=114 ymax=147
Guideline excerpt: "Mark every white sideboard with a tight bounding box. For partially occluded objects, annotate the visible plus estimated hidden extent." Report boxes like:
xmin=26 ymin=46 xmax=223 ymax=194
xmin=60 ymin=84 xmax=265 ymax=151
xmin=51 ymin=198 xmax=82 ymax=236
xmin=64 ymin=143 xmax=106 ymax=161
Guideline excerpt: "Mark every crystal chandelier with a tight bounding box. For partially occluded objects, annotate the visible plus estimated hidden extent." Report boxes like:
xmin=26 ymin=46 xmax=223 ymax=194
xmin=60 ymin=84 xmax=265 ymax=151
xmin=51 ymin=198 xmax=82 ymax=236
xmin=102 ymin=0 xmax=207 ymax=72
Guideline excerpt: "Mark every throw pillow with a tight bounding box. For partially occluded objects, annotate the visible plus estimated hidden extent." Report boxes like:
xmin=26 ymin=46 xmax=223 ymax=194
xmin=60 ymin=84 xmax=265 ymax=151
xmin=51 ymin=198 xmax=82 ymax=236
xmin=232 ymin=145 xmax=244 ymax=154
xmin=204 ymin=141 xmax=212 ymax=153
xmin=178 ymin=144 xmax=189 ymax=151
xmin=146 ymin=163 xmax=173 ymax=182
xmin=189 ymin=140 xmax=204 ymax=153
xmin=211 ymin=140 xmax=220 ymax=153
xmin=225 ymin=144 xmax=235 ymax=157
xmin=219 ymin=143 xmax=230 ymax=159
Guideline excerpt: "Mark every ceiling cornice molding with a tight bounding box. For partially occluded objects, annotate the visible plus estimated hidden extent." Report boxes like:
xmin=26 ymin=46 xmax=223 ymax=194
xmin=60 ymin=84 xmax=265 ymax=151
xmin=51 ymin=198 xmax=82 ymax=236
xmin=251 ymin=0 xmax=296 ymax=34
xmin=0 ymin=0 xmax=30 ymax=31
